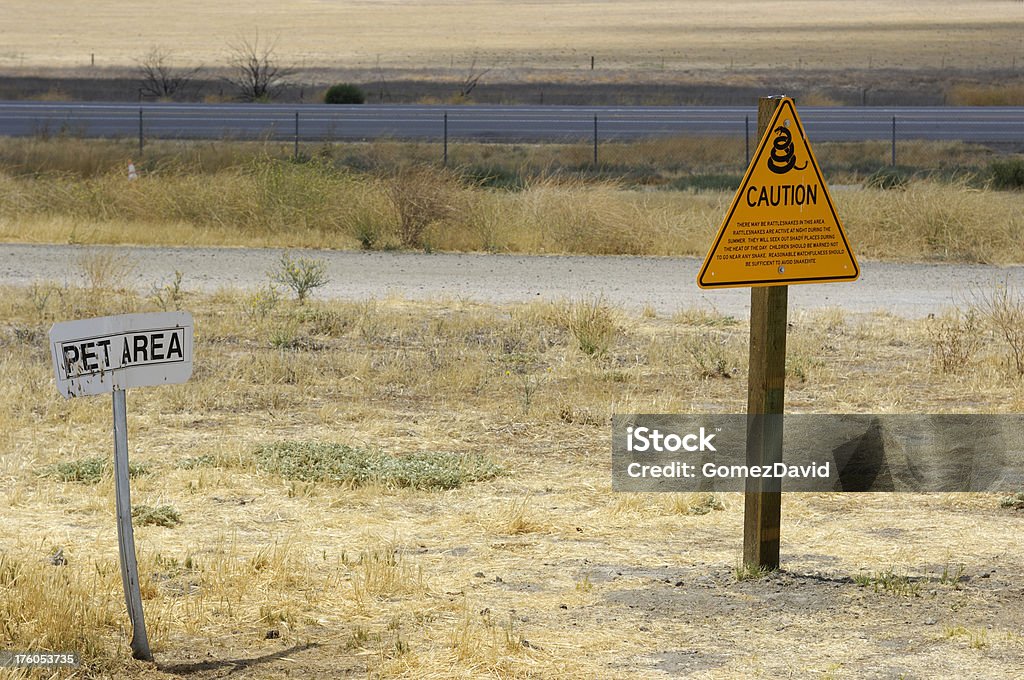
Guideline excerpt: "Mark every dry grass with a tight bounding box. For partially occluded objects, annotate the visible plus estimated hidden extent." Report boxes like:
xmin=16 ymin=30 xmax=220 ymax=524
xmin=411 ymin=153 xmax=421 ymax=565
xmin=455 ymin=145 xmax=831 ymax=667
xmin=835 ymin=180 xmax=1024 ymax=264
xmin=2 ymin=275 xmax=1024 ymax=677
xmin=1 ymin=137 xmax=1021 ymax=262
xmin=0 ymin=135 xmax=1008 ymax=185
xmin=948 ymin=84 xmax=1024 ymax=107
xmin=2 ymin=1 xmax=1021 ymax=74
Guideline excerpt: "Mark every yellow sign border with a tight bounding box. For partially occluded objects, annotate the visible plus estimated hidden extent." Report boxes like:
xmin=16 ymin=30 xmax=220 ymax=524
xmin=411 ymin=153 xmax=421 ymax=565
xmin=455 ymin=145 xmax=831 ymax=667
xmin=697 ymin=98 xmax=859 ymax=288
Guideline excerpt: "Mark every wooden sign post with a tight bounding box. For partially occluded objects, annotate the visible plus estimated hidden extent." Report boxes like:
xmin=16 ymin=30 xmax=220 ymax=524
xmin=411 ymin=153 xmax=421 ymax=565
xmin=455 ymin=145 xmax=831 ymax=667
xmin=744 ymin=97 xmax=788 ymax=571
xmin=698 ymin=96 xmax=859 ymax=570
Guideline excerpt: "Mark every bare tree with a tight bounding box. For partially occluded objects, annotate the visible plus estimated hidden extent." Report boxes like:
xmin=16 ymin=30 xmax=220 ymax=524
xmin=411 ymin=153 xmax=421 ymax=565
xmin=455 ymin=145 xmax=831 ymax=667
xmin=137 ymin=47 xmax=201 ymax=99
xmin=458 ymin=56 xmax=491 ymax=100
xmin=225 ymin=33 xmax=294 ymax=102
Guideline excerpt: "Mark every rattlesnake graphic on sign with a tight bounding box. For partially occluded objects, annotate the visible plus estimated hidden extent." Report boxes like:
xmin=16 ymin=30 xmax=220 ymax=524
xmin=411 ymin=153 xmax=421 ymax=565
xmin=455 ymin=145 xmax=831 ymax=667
xmin=767 ymin=125 xmax=808 ymax=174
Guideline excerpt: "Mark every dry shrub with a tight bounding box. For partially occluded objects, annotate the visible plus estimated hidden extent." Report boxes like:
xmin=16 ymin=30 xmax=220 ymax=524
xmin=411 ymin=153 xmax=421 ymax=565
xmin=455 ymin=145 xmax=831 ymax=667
xmin=974 ymin=284 xmax=1024 ymax=377
xmin=561 ymin=296 xmax=620 ymax=358
xmin=493 ymin=496 xmax=546 ymax=535
xmin=77 ymin=247 xmax=135 ymax=290
xmin=948 ymin=84 xmax=1024 ymax=107
xmin=926 ymin=309 xmax=981 ymax=374
xmin=385 ymin=165 xmax=467 ymax=248
xmin=350 ymin=545 xmax=425 ymax=601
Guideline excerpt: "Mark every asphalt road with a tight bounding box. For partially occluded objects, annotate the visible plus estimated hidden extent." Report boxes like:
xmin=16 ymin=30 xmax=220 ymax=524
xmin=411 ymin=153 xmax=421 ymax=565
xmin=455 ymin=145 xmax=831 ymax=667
xmin=2 ymin=243 xmax=1021 ymax=319
xmin=1 ymin=101 xmax=1023 ymax=143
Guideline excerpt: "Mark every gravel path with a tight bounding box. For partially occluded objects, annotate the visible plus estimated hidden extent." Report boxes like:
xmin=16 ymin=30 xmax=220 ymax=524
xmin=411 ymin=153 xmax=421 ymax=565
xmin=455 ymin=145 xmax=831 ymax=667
xmin=3 ymin=243 xmax=1023 ymax=318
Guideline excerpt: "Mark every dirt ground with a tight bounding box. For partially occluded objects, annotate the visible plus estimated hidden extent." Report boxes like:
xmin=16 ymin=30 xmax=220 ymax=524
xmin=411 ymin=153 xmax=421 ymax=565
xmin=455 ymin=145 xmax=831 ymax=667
xmin=2 ymin=275 xmax=1023 ymax=678
xmin=4 ymin=243 xmax=1024 ymax=319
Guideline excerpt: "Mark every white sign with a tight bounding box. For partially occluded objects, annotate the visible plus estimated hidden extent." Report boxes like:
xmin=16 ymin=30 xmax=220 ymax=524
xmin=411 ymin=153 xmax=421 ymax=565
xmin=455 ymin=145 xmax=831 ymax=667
xmin=49 ymin=312 xmax=194 ymax=398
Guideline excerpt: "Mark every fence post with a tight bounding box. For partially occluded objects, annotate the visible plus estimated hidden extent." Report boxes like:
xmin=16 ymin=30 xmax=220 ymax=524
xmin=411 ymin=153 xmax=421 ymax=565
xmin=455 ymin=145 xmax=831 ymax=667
xmin=593 ymin=115 xmax=598 ymax=167
xmin=443 ymin=112 xmax=448 ymax=167
xmin=294 ymin=111 xmax=300 ymax=160
xmin=891 ymin=116 xmax=896 ymax=167
xmin=138 ymin=107 xmax=144 ymax=156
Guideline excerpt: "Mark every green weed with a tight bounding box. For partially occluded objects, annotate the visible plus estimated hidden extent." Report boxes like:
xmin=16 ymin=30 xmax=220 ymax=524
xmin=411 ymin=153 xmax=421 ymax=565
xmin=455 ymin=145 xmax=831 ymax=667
xmin=132 ymin=504 xmax=183 ymax=527
xmin=42 ymin=457 xmax=149 ymax=484
xmin=254 ymin=441 xmax=503 ymax=490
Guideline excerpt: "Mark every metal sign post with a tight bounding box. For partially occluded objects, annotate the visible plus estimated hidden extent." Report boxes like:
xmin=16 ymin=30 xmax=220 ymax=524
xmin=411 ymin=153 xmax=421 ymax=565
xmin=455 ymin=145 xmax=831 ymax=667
xmin=112 ymin=388 xmax=151 ymax=660
xmin=49 ymin=312 xmax=194 ymax=661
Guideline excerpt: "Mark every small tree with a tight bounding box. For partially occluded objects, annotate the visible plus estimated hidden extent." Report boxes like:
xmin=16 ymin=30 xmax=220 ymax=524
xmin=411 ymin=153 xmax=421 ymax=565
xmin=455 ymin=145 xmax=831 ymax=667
xmin=225 ymin=33 xmax=294 ymax=102
xmin=137 ymin=47 xmax=201 ymax=99
xmin=269 ymin=252 xmax=328 ymax=304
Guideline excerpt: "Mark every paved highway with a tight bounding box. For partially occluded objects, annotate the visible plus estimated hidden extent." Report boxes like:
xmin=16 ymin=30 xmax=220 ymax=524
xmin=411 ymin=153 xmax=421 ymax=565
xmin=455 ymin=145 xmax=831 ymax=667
xmin=0 ymin=102 xmax=1022 ymax=143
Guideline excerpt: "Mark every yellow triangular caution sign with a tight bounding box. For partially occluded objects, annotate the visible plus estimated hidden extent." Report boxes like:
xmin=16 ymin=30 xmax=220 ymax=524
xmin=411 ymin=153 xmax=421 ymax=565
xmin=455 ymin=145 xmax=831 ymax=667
xmin=697 ymin=98 xmax=859 ymax=288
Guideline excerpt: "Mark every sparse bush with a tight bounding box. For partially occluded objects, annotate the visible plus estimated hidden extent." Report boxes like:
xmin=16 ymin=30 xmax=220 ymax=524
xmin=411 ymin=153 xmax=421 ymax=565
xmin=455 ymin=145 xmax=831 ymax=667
xmin=975 ymin=284 xmax=1024 ymax=377
xmin=269 ymin=251 xmax=329 ymax=304
xmin=989 ymin=159 xmax=1024 ymax=190
xmin=244 ymin=283 xmax=282 ymax=320
xmin=685 ymin=333 xmax=737 ymax=379
xmin=269 ymin=319 xmax=302 ymax=349
xmin=149 ymin=270 xmax=185 ymax=311
xmin=385 ymin=165 xmax=464 ymax=249
xmin=865 ymin=167 xmax=911 ymax=190
xmin=562 ymin=296 xmax=619 ymax=358
xmin=324 ymin=83 xmax=365 ymax=105
xmin=734 ymin=562 xmax=775 ymax=581
xmin=350 ymin=545 xmax=424 ymax=600
xmin=926 ymin=308 xmax=981 ymax=374
xmin=77 ymin=248 xmax=135 ymax=291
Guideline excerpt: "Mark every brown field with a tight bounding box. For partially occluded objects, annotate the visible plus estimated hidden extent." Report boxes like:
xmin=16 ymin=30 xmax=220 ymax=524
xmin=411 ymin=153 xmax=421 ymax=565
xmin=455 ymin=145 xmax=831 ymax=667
xmin=1 ymin=276 xmax=1024 ymax=678
xmin=2 ymin=0 xmax=1022 ymax=76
